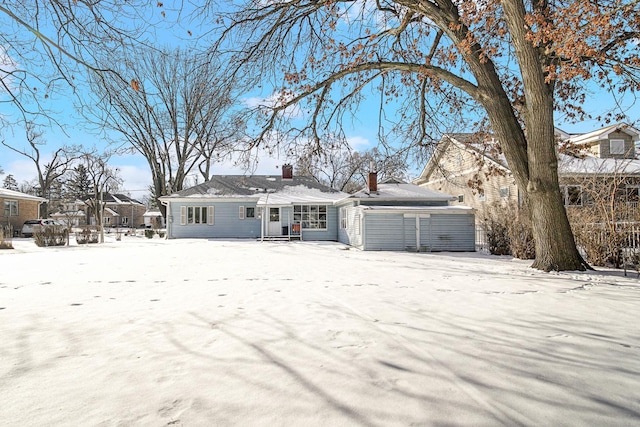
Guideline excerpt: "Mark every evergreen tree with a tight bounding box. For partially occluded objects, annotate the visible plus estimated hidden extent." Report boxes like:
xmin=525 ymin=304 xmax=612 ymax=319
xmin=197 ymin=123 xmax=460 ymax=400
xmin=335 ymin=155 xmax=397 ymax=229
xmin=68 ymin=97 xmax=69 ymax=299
xmin=2 ymin=174 xmax=19 ymax=191
xmin=65 ymin=164 xmax=92 ymax=200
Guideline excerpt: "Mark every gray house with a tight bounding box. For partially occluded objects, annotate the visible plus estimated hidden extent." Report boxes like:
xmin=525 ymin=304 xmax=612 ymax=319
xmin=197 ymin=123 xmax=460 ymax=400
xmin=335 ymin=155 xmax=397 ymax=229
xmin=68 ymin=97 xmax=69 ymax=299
xmin=159 ymin=165 xmax=347 ymax=240
xmin=160 ymin=166 xmax=476 ymax=252
xmin=336 ymin=174 xmax=476 ymax=251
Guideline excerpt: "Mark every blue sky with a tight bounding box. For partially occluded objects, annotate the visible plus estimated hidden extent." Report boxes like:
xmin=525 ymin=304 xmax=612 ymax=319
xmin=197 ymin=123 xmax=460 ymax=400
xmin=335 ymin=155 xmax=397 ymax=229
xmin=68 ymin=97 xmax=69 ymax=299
xmin=1 ymin=2 xmax=638 ymax=201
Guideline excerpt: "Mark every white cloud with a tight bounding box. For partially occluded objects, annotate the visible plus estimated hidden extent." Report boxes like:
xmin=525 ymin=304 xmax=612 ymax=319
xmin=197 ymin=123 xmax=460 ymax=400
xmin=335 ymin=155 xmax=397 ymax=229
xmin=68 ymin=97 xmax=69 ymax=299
xmin=243 ymin=91 xmax=304 ymax=119
xmin=346 ymin=135 xmax=372 ymax=151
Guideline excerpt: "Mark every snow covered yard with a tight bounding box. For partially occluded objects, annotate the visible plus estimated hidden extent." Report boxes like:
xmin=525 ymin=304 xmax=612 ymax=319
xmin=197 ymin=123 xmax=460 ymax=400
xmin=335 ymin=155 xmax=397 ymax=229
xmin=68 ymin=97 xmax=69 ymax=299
xmin=1 ymin=237 xmax=639 ymax=426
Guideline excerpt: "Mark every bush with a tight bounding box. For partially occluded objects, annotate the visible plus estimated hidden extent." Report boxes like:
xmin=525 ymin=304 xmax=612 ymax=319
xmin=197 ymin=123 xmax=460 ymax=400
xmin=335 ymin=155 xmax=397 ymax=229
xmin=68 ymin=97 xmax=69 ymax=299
xmin=144 ymin=229 xmax=155 ymax=239
xmin=34 ymin=227 xmax=68 ymax=247
xmin=0 ymin=226 xmax=13 ymax=250
xmin=484 ymin=217 xmax=511 ymax=255
xmin=481 ymin=202 xmax=535 ymax=259
xmin=76 ymin=229 xmax=99 ymax=244
xmin=158 ymin=231 xmax=165 ymax=238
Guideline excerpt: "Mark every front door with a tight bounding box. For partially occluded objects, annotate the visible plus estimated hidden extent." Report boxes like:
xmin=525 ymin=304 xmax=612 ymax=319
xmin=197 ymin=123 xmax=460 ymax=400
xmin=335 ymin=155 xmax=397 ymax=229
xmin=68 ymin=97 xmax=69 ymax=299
xmin=268 ymin=207 xmax=281 ymax=235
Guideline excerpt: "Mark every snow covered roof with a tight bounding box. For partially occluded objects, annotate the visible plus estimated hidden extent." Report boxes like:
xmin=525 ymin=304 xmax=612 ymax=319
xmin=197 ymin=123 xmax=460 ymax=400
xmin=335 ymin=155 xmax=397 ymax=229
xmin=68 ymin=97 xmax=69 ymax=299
xmin=559 ymin=154 xmax=640 ymax=175
xmin=361 ymin=205 xmax=473 ymax=212
xmin=82 ymin=193 xmax=144 ymax=205
xmin=569 ymin=123 xmax=640 ymax=145
xmin=351 ymin=178 xmax=457 ymax=201
xmin=160 ymin=175 xmax=348 ymax=204
xmin=0 ymin=188 xmax=47 ymax=202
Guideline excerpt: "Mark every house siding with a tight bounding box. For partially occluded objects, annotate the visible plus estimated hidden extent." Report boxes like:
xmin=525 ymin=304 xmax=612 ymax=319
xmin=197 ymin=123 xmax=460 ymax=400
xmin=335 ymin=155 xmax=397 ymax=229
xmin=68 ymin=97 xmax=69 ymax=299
xmin=338 ymin=204 xmax=364 ymax=248
xmin=0 ymin=197 xmax=42 ymax=234
xmin=167 ymin=200 xmax=261 ymax=239
xmin=419 ymin=141 xmax=518 ymax=217
xmin=597 ymin=132 xmax=635 ymax=159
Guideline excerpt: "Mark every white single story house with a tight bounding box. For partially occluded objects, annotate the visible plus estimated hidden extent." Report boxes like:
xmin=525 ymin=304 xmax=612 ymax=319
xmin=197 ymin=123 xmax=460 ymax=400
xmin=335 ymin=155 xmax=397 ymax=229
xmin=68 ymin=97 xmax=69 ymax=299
xmin=159 ymin=165 xmax=476 ymax=252
xmin=159 ymin=165 xmax=347 ymax=241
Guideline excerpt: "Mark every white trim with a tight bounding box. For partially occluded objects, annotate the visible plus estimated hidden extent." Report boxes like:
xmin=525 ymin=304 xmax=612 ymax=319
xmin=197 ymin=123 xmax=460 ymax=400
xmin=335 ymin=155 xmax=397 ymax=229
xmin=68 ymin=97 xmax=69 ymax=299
xmin=180 ymin=206 xmax=187 ymax=225
xmin=208 ymin=206 xmax=215 ymax=225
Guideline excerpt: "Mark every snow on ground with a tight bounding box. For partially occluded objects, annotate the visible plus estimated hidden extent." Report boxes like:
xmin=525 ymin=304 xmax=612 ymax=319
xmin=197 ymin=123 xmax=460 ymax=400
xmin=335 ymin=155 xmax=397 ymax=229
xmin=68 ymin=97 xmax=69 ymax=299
xmin=1 ymin=237 xmax=639 ymax=426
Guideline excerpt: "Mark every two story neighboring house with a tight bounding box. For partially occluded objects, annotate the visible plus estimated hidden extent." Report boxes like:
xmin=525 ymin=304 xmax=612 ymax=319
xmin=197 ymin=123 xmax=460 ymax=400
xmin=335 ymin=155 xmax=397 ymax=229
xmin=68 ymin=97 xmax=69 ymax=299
xmin=51 ymin=193 xmax=147 ymax=228
xmin=414 ymin=123 xmax=640 ymax=217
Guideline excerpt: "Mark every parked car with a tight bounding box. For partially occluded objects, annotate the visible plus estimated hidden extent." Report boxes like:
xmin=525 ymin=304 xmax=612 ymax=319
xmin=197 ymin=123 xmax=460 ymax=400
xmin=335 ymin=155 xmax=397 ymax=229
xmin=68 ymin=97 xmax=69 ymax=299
xmin=21 ymin=219 xmax=70 ymax=237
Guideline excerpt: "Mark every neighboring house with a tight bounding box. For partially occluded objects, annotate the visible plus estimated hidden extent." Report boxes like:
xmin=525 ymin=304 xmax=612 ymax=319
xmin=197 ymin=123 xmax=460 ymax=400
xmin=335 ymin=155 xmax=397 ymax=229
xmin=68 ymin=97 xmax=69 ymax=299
xmin=414 ymin=123 xmax=640 ymax=217
xmin=336 ymin=174 xmax=476 ymax=251
xmin=84 ymin=193 xmax=146 ymax=228
xmin=143 ymin=209 xmax=166 ymax=229
xmin=50 ymin=199 xmax=88 ymax=227
xmin=0 ymin=188 xmax=47 ymax=234
xmin=159 ymin=165 xmax=347 ymax=240
xmin=51 ymin=193 xmax=147 ymax=228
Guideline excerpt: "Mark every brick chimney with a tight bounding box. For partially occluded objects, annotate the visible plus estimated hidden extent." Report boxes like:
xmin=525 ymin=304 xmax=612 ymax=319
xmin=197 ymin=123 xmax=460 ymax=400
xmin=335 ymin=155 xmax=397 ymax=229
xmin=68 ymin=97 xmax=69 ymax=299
xmin=367 ymin=161 xmax=377 ymax=192
xmin=282 ymin=164 xmax=293 ymax=179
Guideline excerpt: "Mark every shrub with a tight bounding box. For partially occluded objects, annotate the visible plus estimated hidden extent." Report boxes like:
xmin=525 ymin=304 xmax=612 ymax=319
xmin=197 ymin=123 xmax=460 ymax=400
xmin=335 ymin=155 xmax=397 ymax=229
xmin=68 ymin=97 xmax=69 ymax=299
xmin=481 ymin=202 xmax=535 ymax=259
xmin=158 ymin=231 xmax=165 ymax=238
xmin=0 ymin=226 xmax=13 ymax=250
xmin=34 ymin=227 xmax=68 ymax=247
xmin=144 ymin=229 xmax=155 ymax=239
xmin=76 ymin=229 xmax=99 ymax=244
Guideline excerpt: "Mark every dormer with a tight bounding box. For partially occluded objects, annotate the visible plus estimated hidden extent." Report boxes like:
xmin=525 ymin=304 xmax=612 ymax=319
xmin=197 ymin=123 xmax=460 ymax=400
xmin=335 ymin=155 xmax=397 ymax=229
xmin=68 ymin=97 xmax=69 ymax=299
xmin=568 ymin=123 xmax=640 ymax=159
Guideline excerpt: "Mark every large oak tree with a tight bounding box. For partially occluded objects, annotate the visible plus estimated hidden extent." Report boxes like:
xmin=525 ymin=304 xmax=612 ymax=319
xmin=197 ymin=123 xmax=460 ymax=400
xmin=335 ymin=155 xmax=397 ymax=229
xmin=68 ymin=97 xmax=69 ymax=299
xmin=212 ymin=0 xmax=639 ymax=270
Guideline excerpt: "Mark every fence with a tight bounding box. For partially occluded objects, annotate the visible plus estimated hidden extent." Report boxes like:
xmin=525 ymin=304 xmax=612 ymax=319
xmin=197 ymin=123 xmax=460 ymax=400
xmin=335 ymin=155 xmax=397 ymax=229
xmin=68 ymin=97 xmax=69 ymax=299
xmin=475 ymin=225 xmax=488 ymax=253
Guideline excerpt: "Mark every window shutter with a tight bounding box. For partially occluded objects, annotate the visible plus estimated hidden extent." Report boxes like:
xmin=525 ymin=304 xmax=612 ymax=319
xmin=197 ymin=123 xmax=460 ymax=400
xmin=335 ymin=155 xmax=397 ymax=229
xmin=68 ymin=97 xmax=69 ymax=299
xmin=208 ymin=206 xmax=215 ymax=225
xmin=239 ymin=206 xmax=245 ymax=219
xmin=180 ymin=206 xmax=186 ymax=225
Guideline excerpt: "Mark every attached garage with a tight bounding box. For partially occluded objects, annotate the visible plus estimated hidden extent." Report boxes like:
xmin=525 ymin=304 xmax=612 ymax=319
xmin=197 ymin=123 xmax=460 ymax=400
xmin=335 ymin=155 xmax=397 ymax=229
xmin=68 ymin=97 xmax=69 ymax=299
xmin=354 ymin=206 xmax=475 ymax=252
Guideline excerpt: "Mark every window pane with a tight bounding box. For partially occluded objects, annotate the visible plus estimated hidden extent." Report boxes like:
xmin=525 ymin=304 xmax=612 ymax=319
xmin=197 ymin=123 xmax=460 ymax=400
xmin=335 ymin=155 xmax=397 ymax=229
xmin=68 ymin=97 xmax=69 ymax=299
xmin=188 ymin=207 xmax=194 ymax=224
xmin=246 ymin=207 xmax=255 ymax=218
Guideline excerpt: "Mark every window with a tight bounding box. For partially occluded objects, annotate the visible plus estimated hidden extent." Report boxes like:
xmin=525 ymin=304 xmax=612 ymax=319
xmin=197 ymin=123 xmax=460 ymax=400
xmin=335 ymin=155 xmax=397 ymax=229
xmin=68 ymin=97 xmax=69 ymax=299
xmin=458 ymin=195 xmax=464 ymax=203
xmin=3 ymin=200 xmax=18 ymax=216
xmin=340 ymin=207 xmax=347 ymax=229
xmin=239 ymin=206 xmax=255 ymax=219
xmin=180 ymin=206 xmax=214 ymax=225
xmin=122 ymin=216 xmax=129 ymax=225
xmin=478 ymin=192 xmax=486 ymax=202
xmin=561 ymin=185 xmax=582 ymax=206
xmin=610 ymin=139 xmax=625 ymax=155
xmin=104 ymin=216 xmax=111 ymax=225
xmin=269 ymin=207 xmax=280 ymax=222
xmin=499 ymin=187 xmax=510 ymax=198
xmin=294 ymin=204 xmax=328 ymax=229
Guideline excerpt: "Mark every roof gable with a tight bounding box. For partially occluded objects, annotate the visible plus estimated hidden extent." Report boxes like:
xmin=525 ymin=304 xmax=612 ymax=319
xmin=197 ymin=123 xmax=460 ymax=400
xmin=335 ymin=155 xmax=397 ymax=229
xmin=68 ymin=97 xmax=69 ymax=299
xmin=569 ymin=123 xmax=640 ymax=145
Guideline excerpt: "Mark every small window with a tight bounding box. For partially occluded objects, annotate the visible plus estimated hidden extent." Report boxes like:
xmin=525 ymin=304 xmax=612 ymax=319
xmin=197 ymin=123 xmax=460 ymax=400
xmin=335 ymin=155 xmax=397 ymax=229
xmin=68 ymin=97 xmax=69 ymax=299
xmin=499 ymin=187 xmax=510 ymax=198
xmin=122 ymin=216 xmax=129 ymax=225
xmin=458 ymin=195 xmax=464 ymax=203
xmin=246 ymin=207 xmax=255 ymax=218
xmin=478 ymin=193 xmax=486 ymax=202
xmin=3 ymin=200 xmax=18 ymax=216
xmin=561 ymin=185 xmax=583 ymax=206
xmin=269 ymin=208 xmax=280 ymax=222
xmin=610 ymin=139 xmax=625 ymax=155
